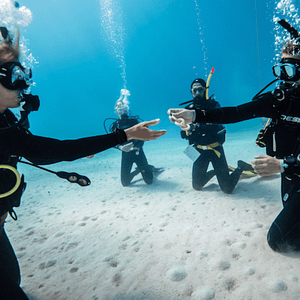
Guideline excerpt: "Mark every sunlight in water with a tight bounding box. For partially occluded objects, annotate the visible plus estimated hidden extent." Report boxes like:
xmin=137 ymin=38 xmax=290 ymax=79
xmin=99 ymin=0 xmax=127 ymax=88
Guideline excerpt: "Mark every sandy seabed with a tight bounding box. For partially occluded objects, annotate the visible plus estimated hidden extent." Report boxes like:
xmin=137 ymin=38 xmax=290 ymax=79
xmin=5 ymin=129 xmax=300 ymax=300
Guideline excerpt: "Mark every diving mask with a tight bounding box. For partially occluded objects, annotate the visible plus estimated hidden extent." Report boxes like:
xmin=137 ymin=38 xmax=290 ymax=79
xmin=273 ymin=64 xmax=300 ymax=80
xmin=191 ymin=84 xmax=206 ymax=96
xmin=273 ymin=58 xmax=300 ymax=81
xmin=0 ymin=61 xmax=32 ymax=91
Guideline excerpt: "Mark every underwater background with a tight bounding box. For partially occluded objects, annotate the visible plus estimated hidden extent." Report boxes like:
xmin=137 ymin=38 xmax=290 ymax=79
xmin=3 ymin=2 xmax=300 ymax=299
xmin=8 ymin=0 xmax=299 ymax=139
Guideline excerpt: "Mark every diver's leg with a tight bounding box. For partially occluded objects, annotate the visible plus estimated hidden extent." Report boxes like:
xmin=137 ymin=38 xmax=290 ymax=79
xmin=120 ymin=152 xmax=135 ymax=186
xmin=212 ymin=146 xmax=242 ymax=194
xmin=192 ymin=152 xmax=215 ymax=190
xmin=0 ymin=225 xmax=29 ymax=299
xmin=267 ymin=187 xmax=300 ymax=252
xmin=135 ymin=149 xmax=153 ymax=184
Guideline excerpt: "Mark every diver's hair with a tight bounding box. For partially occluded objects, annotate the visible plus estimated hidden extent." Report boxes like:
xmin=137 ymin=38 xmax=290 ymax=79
xmin=281 ymin=41 xmax=300 ymax=59
xmin=0 ymin=30 xmax=20 ymax=65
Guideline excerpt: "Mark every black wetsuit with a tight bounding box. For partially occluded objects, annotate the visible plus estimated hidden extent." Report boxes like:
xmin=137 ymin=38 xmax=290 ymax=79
xmin=194 ymin=84 xmax=300 ymax=252
xmin=0 ymin=109 xmax=127 ymax=299
xmin=182 ymin=97 xmax=243 ymax=194
xmin=110 ymin=115 xmax=153 ymax=186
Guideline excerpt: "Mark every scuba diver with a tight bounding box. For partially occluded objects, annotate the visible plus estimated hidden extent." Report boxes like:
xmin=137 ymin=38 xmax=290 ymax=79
xmin=179 ymin=70 xmax=254 ymax=194
xmin=168 ymin=19 xmax=300 ymax=253
xmin=105 ymin=89 xmax=163 ymax=186
xmin=0 ymin=29 xmax=166 ymax=299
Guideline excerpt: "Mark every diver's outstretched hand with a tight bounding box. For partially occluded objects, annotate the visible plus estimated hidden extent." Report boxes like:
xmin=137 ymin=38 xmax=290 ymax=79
xmin=251 ymin=155 xmax=281 ymax=176
xmin=125 ymin=119 xmax=167 ymax=141
xmin=167 ymin=108 xmax=196 ymax=131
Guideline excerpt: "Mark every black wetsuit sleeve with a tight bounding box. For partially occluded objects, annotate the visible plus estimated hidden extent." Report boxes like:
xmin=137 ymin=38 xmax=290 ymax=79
xmin=0 ymin=130 xmax=127 ymax=164
xmin=195 ymin=92 xmax=276 ymax=124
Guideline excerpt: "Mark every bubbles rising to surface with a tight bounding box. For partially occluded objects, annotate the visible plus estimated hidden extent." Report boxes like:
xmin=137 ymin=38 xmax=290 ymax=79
xmin=193 ymin=0 xmax=209 ymax=79
xmin=0 ymin=0 xmax=32 ymax=28
xmin=114 ymin=88 xmax=130 ymax=117
xmin=272 ymin=0 xmax=300 ymax=63
xmin=99 ymin=0 xmax=127 ymax=88
xmin=0 ymin=0 xmax=37 ymax=71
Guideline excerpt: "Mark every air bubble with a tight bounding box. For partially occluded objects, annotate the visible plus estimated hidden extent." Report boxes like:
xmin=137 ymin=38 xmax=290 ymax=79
xmin=272 ymin=0 xmax=300 ymax=63
xmin=100 ymin=0 xmax=127 ymax=88
xmin=193 ymin=0 xmax=209 ymax=78
xmin=0 ymin=0 xmax=37 ymax=71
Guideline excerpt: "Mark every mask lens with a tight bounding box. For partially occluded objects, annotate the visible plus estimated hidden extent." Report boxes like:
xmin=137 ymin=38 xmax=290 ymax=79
xmin=282 ymin=64 xmax=296 ymax=78
xmin=11 ymin=66 xmax=31 ymax=83
xmin=192 ymin=86 xmax=205 ymax=95
xmin=272 ymin=63 xmax=298 ymax=80
xmin=273 ymin=65 xmax=281 ymax=77
xmin=11 ymin=65 xmax=32 ymax=90
xmin=11 ymin=66 xmax=25 ymax=83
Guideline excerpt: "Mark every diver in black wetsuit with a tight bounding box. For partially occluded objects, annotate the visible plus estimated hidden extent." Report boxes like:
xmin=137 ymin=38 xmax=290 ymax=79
xmin=107 ymin=90 xmax=162 ymax=186
xmin=168 ymin=20 xmax=300 ymax=253
xmin=0 ymin=29 xmax=166 ymax=299
xmin=179 ymin=77 xmax=252 ymax=194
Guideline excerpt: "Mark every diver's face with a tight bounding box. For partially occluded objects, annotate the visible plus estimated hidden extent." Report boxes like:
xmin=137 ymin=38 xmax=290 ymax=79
xmin=0 ymin=82 xmax=22 ymax=113
xmin=191 ymin=83 xmax=206 ymax=99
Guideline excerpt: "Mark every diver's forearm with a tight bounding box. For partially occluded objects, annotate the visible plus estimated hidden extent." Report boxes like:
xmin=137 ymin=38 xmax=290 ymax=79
xmin=195 ymin=107 xmax=242 ymax=124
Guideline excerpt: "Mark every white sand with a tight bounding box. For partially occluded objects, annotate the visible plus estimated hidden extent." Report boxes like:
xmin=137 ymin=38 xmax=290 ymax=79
xmin=5 ymin=129 xmax=300 ymax=300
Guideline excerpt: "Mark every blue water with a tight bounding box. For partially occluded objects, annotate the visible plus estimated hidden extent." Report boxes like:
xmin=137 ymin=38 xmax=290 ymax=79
xmin=8 ymin=0 xmax=298 ymax=138
xmin=2 ymin=3 xmax=299 ymax=298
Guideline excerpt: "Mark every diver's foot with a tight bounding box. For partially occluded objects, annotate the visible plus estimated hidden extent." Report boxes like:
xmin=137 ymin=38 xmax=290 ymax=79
xmin=149 ymin=165 xmax=164 ymax=174
xmin=237 ymin=160 xmax=254 ymax=172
